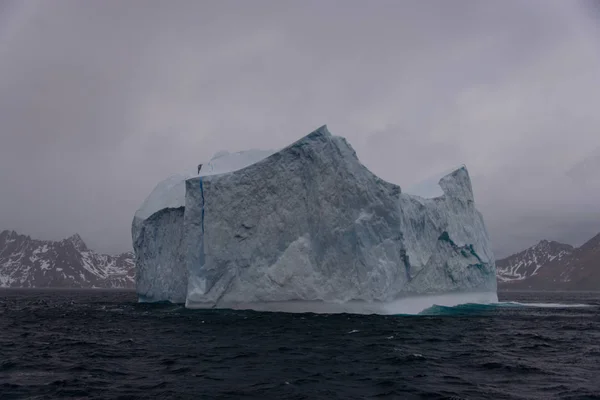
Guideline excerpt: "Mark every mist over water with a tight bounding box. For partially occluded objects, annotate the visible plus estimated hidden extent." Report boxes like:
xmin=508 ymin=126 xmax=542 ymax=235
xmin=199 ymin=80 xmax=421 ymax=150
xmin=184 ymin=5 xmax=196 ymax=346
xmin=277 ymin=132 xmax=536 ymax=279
xmin=184 ymin=292 xmax=499 ymax=315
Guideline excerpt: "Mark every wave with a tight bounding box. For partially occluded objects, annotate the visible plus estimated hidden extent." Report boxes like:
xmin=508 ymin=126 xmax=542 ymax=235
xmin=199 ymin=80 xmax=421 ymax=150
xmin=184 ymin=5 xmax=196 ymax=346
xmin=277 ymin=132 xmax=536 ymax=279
xmin=148 ymin=292 xmax=593 ymax=316
xmin=418 ymin=301 xmax=594 ymax=315
xmin=503 ymin=302 xmax=593 ymax=308
xmin=383 ymin=292 xmax=499 ymax=315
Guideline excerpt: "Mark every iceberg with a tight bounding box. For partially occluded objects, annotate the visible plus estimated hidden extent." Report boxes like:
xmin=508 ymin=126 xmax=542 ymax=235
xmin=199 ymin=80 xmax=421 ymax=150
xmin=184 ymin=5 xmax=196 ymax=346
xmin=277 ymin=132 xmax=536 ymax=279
xmin=132 ymin=126 xmax=497 ymax=313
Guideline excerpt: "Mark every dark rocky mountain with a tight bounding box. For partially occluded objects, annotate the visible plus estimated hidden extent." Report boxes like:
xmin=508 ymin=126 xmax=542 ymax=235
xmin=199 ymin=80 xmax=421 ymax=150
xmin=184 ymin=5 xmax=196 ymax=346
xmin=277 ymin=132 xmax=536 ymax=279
xmin=497 ymin=232 xmax=600 ymax=291
xmin=497 ymin=240 xmax=574 ymax=283
xmin=0 ymin=230 xmax=134 ymax=288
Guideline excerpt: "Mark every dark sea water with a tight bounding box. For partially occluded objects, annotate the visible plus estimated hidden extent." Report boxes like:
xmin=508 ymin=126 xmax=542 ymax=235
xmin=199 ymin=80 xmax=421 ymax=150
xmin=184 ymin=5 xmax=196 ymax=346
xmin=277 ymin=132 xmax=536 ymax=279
xmin=1 ymin=290 xmax=599 ymax=400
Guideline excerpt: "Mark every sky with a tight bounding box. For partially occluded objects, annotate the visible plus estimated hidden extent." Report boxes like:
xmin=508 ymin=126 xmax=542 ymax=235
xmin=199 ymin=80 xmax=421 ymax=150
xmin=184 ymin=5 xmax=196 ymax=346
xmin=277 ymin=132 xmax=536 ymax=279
xmin=0 ymin=0 xmax=599 ymax=258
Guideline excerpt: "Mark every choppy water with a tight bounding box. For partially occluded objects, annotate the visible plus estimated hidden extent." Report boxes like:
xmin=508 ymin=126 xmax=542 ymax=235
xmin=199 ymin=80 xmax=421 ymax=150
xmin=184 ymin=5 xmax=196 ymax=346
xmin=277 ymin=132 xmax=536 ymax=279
xmin=1 ymin=289 xmax=599 ymax=399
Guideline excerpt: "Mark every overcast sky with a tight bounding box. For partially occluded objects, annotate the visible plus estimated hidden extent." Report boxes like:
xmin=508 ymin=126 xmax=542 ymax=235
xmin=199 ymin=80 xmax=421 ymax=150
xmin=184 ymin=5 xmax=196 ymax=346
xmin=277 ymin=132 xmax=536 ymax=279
xmin=1 ymin=0 xmax=599 ymax=258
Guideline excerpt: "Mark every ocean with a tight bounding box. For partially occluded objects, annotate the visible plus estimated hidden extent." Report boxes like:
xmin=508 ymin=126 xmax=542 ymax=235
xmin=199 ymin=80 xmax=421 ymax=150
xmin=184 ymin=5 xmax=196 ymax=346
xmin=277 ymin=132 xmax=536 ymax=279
xmin=1 ymin=289 xmax=599 ymax=399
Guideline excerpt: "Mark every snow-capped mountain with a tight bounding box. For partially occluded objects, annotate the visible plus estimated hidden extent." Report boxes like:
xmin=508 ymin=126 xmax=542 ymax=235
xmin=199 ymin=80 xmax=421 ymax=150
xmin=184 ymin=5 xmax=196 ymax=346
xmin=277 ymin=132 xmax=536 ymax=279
xmin=497 ymin=232 xmax=600 ymax=290
xmin=497 ymin=240 xmax=574 ymax=282
xmin=0 ymin=230 xmax=134 ymax=288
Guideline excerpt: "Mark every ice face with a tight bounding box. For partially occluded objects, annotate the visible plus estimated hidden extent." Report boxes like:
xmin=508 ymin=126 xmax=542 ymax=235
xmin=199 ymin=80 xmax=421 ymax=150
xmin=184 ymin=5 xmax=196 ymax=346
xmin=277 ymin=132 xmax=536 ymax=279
xmin=134 ymin=207 xmax=188 ymax=303
xmin=132 ymin=148 xmax=275 ymax=303
xmin=133 ymin=125 xmax=497 ymax=314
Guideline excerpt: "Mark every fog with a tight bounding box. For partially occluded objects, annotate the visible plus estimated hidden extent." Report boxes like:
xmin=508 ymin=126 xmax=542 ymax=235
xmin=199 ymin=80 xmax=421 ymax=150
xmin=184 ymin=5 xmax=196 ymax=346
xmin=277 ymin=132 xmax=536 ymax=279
xmin=1 ymin=0 xmax=599 ymax=257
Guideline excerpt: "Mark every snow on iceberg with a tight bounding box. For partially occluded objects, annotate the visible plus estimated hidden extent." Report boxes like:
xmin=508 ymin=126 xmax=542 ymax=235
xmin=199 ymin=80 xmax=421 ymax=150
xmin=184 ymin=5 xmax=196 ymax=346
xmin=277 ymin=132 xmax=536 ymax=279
xmin=404 ymin=164 xmax=467 ymax=199
xmin=132 ymin=125 xmax=497 ymax=313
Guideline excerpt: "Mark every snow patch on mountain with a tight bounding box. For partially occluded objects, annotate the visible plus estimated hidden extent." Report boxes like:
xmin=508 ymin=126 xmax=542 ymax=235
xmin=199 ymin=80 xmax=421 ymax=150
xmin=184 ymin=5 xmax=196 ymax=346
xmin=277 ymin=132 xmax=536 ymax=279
xmin=497 ymin=240 xmax=574 ymax=282
xmin=497 ymin=233 xmax=599 ymax=290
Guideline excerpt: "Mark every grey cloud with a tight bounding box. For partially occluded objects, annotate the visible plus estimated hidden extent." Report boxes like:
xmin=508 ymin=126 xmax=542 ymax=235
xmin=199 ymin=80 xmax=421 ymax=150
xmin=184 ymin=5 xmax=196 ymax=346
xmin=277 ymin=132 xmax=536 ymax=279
xmin=0 ymin=0 xmax=599 ymax=258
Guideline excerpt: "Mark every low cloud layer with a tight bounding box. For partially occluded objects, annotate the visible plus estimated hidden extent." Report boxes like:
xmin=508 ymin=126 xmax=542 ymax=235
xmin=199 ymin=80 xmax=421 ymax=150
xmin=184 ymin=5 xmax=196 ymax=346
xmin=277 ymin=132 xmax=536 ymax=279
xmin=1 ymin=0 xmax=599 ymax=258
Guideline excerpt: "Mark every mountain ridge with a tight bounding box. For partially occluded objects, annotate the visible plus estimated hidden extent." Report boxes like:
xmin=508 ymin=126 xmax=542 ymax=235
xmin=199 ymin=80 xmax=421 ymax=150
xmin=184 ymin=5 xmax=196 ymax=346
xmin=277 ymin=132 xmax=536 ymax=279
xmin=497 ymin=232 xmax=599 ymax=290
xmin=0 ymin=230 xmax=134 ymax=289
xmin=2 ymin=227 xmax=598 ymax=291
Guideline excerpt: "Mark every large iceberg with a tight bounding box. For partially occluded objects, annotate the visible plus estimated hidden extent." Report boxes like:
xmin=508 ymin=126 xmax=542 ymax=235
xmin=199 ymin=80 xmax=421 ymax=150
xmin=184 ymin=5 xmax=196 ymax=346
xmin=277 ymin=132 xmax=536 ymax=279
xmin=132 ymin=126 xmax=497 ymax=313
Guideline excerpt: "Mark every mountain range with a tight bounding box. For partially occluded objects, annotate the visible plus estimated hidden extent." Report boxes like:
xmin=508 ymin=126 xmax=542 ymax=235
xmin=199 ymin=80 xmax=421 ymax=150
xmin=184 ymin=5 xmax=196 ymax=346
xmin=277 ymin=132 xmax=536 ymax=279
xmin=0 ymin=230 xmax=134 ymax=289
xmin=497 ymin=232 xmax=600 ymax=291
xmin=1 ymin=228 xmax=598 ymax=291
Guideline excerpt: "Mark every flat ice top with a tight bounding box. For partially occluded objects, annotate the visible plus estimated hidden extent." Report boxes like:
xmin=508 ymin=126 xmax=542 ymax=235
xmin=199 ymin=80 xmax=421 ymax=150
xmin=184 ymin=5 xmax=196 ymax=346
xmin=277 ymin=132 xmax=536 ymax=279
xmin=404 ymin=164 xmax=466 ymax=199
xmin=134 ymin=173 xmax=194 ymax=221
xmin=199 ymin=149 xmax=276 ymax=177
xmin=135 ymin=142 xmax=464 ymax=221
xmin=134 ymin=148 xmax=276 ymax=220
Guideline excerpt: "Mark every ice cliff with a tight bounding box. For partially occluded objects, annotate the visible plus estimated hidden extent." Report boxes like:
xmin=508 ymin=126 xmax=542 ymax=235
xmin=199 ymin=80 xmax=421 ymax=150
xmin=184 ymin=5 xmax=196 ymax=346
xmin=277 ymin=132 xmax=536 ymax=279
xmin=132 ymin=126 xmax=497 ymax=313
xmin=132 ymin=149 xmax=275 ymax=302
